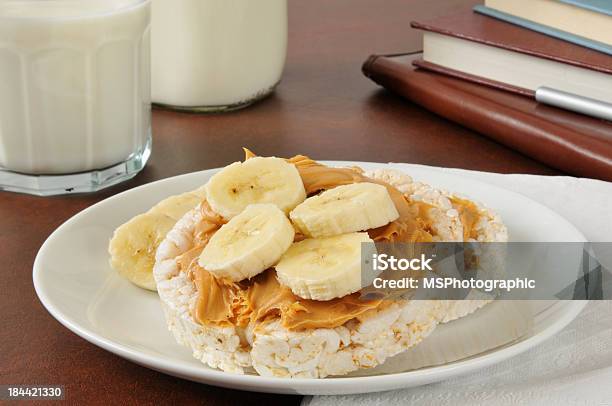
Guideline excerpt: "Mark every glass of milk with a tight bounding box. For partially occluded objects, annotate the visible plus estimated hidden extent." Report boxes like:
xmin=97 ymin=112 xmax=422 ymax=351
xmin=0 ymin=0 xmax=151 ymax=196
xmin=151 ymin=0 xmax=287 ymax=112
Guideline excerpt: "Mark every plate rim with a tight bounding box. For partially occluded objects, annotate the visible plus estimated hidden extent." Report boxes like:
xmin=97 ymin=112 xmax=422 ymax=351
xmin=33 ymin=162 xmax=589 ymax=395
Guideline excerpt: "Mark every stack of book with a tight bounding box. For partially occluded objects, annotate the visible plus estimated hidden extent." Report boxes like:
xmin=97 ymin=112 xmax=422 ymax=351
xmin=363 ymin=1 xmax=612 ymax=181
xmin=414 ymin=0 xmax=612 ymax=108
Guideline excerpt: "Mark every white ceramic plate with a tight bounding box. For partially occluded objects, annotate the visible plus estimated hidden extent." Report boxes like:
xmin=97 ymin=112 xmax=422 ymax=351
xmin=33 ymin=162 xmax=588 ymax=395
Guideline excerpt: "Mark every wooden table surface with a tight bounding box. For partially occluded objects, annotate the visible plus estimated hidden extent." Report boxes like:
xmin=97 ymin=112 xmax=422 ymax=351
xmin=1 ymin=0 xmax=561 ymax=404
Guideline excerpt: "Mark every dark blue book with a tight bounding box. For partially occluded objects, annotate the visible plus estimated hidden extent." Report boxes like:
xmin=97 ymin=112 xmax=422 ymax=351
xmin=558 ymin=0 xmax=612 ymax=15
xmin=475 ymin=0 xmax=612 ymax=56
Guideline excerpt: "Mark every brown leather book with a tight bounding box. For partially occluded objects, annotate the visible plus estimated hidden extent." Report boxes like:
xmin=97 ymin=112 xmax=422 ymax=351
xmin=411 ymin=9 xmax=612 ymax=74
xmin=362 ymin=53 xmax=612 ymax=181
xmin=413 ymin=59 xmax=535 ymax=97
xmin=410 ymin=9 xmax=612 ymax=104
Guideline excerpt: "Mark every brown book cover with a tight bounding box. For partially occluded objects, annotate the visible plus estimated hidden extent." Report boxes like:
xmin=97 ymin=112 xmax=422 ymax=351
xmin=362 ymin=52 xmax=612 ymax=181
xmin=410 ymin=8 xmax=612 ymax=75
xmin=413 ymin=59 xmax=534 ymax=98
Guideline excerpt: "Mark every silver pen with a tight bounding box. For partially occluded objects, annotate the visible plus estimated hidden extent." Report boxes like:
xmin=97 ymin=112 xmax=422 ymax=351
xmin=535 ymin=87 xmax=612 ymax=122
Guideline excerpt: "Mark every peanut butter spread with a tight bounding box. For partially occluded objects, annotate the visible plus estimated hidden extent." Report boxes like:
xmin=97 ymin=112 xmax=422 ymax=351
xmin=287 ymin=155 xmax=436 ymax=243
xmin=182 ymin=153 xmax=481 ymax=331
xmin=450 ymin=197 xmax=481 ymax=240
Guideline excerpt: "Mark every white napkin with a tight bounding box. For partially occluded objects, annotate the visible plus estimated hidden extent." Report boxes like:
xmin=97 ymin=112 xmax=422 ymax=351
xmin=304 ymin=166 xmax=612 ymax=406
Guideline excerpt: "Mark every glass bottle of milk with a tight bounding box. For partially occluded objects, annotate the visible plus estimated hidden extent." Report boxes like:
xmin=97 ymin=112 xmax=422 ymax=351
xmin=0 ymin=0 xmax=151 ymax=196
xmin=151 ymin=0 xmax=287 ymax=112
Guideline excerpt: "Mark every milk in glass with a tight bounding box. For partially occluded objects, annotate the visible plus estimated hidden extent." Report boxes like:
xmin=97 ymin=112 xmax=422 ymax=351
xmin=0 ymin=0 xmax=151 ymax=194
xmin=151 ymin=0 xmax=287 ymax=111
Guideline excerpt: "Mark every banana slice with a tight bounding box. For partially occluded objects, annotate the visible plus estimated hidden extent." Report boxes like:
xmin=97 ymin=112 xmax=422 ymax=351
xmin=275 ymin=232 xmax=374 ymax=301
xmin=150 ymin=192 xmax=204 ymax=221
xmin=110 ymin=189 xmax=206 ymax=291
xmin=109 ymin=212 xmax=177 ymax=291
xmin=290 ymin=182 xmax=399 ymax=238
xmin=192 ymin=184 xmax=207 ymax=199
xmin=205 ymin=157 xmax=307 ymax=219
xmin=199 ymin=204 xmax=295 ymax=281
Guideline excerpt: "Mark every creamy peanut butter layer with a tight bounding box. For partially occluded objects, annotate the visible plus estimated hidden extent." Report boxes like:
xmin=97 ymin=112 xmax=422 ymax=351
xmin=178 ymin=153 xmax=482 ymax=331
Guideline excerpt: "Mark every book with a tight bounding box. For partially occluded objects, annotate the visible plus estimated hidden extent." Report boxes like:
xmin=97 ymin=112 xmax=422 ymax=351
xmin=475 ymin=0 xmax=612 ymax=55
xmin=410 ymin=9 xmax=612 ymax=104
xmin=361 ymin=52 xmax=612 ymax=182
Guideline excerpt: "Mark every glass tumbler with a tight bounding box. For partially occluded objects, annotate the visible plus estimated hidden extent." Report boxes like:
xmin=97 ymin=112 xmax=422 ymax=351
xmin=0 ymin=0 xmax=151 ymax=196
xmin=151 ymin=0 xmax=287 ymax=112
